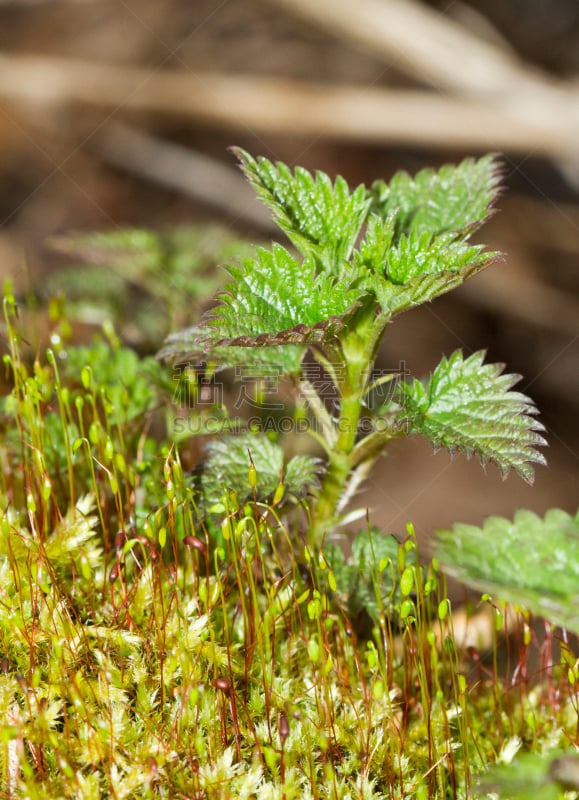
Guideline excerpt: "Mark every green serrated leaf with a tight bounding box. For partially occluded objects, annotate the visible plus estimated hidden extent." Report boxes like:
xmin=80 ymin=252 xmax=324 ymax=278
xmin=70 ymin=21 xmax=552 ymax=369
xmin=352 ymin=213 xmax=396 ymax=274
xmin=198 ymin=432 xmax=321 ymax=511
xmin=371 ymin=154 xmax=501 ymax=240
xmin=396 ymin=350 xmax=547 ymax=482
xmin=158 ymin=326 xmax=306 ymax=375
xmin=474 ymin=750 xmax=573 ymax=800
xmin=354 ymin=172 xmax=500 ymax=317
xmin=381 ymin=256 xmax=498 ymax=316
xmin=234 ymin=148 xmax=370 ymax=270
xmin=383 ymin=239 xmax=498 ymax=316
xmin=284 ymin=454 xmax=322 ymax=497
xmin=196 ymin=243 xmax=367 ymax=349
xmin=386 ymin=231 xmax=490 ymax=285
xmin=437 ymin=508 xmax=579 ymax=634
xmin=356 ymin=228 xmax=499 ymax=317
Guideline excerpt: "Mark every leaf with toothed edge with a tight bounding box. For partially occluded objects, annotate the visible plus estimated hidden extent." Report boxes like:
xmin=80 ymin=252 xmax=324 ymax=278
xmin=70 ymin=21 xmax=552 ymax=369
xmin=197 ymin=432 xmax=321 ymax=513
xmin=437 ymin=508 xmax=579 ymax=634
xmin=395 ymin=350 xmax=547 ymax=483
xmin=355 ymin=154 xmax=502 ymax=314
xmin=371 ymin=154 xmax=502 ymax=241
xmin=386 ymin=231 xmax=495 ymax=286
xmin=157 ymin=326 xmax=306 ymax=375
xmin=355 ymin=224 xmax=501 ymax=316
xmin=233 ymin=148 xmax=370 ymax=270
xmin=195 ymin=243 xmax=369 ymax=350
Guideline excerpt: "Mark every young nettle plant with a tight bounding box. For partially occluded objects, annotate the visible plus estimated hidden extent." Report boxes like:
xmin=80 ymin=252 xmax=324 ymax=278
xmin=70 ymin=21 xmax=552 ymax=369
xmin=162 ymin=149 xmax=546 ymax=545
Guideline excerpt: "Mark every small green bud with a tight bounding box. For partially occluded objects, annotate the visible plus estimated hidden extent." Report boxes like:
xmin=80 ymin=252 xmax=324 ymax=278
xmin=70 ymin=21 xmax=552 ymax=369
xmin=248 ymin=463 xmax=257 ymax=488
xmin=158 ymin=527 xmax=166 ymax=548
xmin=400 ymin=599 xmax=413 ymax=620
xmin=400 ymin=566 xmax=414 ymax=597
xmin=328 ymin=570 xmax=337 ymax=593
xmin=88 ymin=422 xmax=100 ymax=446
xmin=296 ymin=588 xmax=310 ymax=604
xmin=308 ymin=637 xmax=321 ymax=663
xmin=273 ymin=482 xmax=284 ymax=506
xmin=397 ymin=544 xmax=405 ymax=573
xmin=438 ymin=599 xmax=450 ymax=621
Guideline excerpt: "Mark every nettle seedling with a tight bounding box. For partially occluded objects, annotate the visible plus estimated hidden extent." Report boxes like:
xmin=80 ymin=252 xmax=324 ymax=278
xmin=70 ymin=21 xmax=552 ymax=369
xmin=162 ymin=149 xmax=546 ymax=547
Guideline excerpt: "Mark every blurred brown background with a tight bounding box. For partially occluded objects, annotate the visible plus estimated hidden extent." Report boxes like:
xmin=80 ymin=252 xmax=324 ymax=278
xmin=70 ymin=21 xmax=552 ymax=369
xmin=0 ymin=0 xmax=578 ymax=544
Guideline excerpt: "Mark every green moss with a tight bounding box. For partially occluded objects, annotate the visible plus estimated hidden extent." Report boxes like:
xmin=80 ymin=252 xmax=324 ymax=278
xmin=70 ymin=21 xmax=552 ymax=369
xmin=0 ymin=258 xmax=576 ymax=799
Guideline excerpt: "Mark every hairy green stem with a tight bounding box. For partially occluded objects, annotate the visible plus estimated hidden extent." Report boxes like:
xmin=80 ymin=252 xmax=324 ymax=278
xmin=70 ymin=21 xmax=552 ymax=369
xmin=311 ymin=306 xmax=390 ymax=545
xmin=312 ymin=394 xmax=362 ymax=540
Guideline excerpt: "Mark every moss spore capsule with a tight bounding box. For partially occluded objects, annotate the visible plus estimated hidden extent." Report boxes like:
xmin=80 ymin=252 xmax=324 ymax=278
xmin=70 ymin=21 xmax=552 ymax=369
xmin=400 ymin=565 xmax=414 ymax=597
xmin=212 ymin=677 xmax=232 ymax=695
xmin=438 ymin=599 xmax=450 ymax=621
xmin=307 ymin=637 xmax=321 ymax=663
xmin=183 ymin=535 xmax=206 ymax=554
xmin=328 ymin=570 xmax=337 ymax=592
xmin=273 ymin=482 xmax=284 ymax=505
xmin=373 ymin=680 xmax=384 ymax=700
xmin=81 ymin=366 xmax=91 ymax=390
xmin=400 ymin=599 xmax=413 ymax=619
xmin=248 ymin=462 xmax=257 ymax=488
xmin=279 ymin=713 xmax=289 ymax=745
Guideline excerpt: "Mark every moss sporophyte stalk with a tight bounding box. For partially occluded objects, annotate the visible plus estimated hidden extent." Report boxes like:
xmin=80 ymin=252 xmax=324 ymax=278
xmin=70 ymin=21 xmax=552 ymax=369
xmin=2 ymin=151 xmax=578 ymax=799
